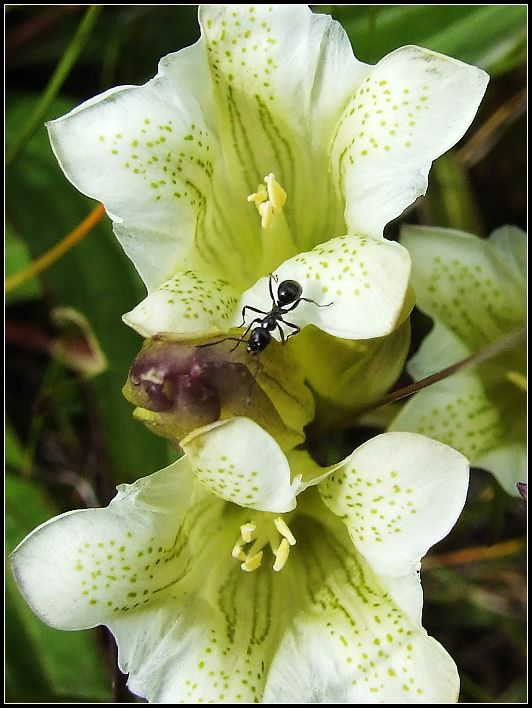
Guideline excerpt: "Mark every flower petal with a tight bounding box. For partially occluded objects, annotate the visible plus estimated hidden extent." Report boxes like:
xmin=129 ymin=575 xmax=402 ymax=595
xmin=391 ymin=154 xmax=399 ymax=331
xmin=390 ymin=347 xmax=526 ymax=497
xmin=122 ymin=269 xmax=240 ymax=338
xmin=394 ymin=225 xmax=527 ymax=494
xmin=107 ymin=502 xmax=459 ymax=703
xmin=9 ymin=459 xmax=219 ymax=630
xmin=199 ymin=5 xmax=367 ymax=258
xmin=319 ymin=432 xmax=469 ymax=582
xmin=391 ymin=375 xmax=526 ymax=497
xmin=332 ymin=46 xmax=489 ymax=236
xmin=47 ymin=45 xmax=227 ymax=289
xmin=235 ymin=235 xmax=411 ymax=340
xmin=401 ymin=224 xmax=526 ymax=349
xmin=109 ymin=507 xmax=297 ymax=703
xmin=181 ymin=417 xmax=301 ymax=512
xmin=290 ymin=319 xmax=411 ymax=422
xmin=263 ymin=512 xmax=459 ymax=703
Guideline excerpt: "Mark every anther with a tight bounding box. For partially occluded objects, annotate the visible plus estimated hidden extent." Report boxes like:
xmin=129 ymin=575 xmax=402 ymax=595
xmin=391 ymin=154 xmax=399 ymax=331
xmin=231 ymin=542 xmax=246 ymax=560
xmin=247 ymin=172 xmax=287 ymax=229
xmin=240 ymin=522 xmax=256 ymax=543
xmin=241 ymin=551 xmax=263 ymax=572
xmin=259 ymin=201 xmax=274 ymax=229
xmin=247 ymin=183 xmax=268 ymax=207
xmin=272 ymin=538 xmax=290 ymax=572
xmin=264 ymin=173 xmax=287 ymax=212
xmin=274 ymin=516 xmax=296 ymax=546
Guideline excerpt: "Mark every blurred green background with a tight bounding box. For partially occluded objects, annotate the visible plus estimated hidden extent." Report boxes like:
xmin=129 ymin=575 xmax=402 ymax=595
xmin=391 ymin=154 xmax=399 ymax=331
xmin=5 ymin=5 xmax=526 ymax=703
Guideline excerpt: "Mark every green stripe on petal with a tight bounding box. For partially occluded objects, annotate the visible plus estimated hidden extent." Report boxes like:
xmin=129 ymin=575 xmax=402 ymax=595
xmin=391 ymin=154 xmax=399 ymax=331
xmin=199 ymin=5 xmax=365 ymax=258
xmin=332 ymin=46 xmax=488 ymax=237
xmin=319 ymin=432 xmax=469 ymax=580
xmin=181 ymin=417 xmax=302 ymax=512
xmin=110 ymin=510 xmax=297 ymax=703
xmin=263 ymin=513 xmax=460 ymax=703
xmin=10 ymin=459 xmax=221 ymax=631
xmin=123 ymin=269 xmax=240 ymax=338
xmin=235 ymin=235 xmax=411 ymax=340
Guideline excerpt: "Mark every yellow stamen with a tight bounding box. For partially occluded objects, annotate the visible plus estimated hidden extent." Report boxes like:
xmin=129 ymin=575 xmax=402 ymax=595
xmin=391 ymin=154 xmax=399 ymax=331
xmin=258 ymin=201 xmax=274 ymax=229
xmin=506 ymin=370 xmax=527 ymax=392
xmin=240 ymin=522 xmax=256 ymax=543
xmin=232 ymin=514 xmax=296 ymax=573
xmin=274 ymin=516 xmax=296 ymax=546
xmin=241 ymin=551 xmax=263 ymax=572
xmin=273 ymin=538 xmax=291 ymax=572
xmin=247 ymin=183 xmax=268 ymax=207
xmin=231 ymin=542 xmax=246 ymax=560
xmin=264 ymin=173 xmax=287 ymax=212
xmin=247 ymin=172 xmax=287 ymax=229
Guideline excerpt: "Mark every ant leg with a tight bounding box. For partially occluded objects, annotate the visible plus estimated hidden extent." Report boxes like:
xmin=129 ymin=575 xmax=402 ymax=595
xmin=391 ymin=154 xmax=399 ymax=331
xmin=276 ymin=324 xmax=287 ymax=344
xmin=197 ymin=336 xmax=247 ymax=349
xmin=299 ymin=296 xmax=333 ymax=308
xmin=282 ymin=297 xmax=333 ymax=313
xmin=277 ymin=320 xmax=300 ymax=343
xmin=237 ymin=305 xmax=268 ymax=328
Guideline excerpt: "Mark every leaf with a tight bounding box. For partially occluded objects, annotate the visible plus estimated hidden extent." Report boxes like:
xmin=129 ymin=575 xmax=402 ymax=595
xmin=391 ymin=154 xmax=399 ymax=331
xmin=328 ymin=5 xmax=526 ymax=77
xmin=5 ymin=224 xmax=43 ymax=305
xmin=5 ymin=422 xmax=26 ymax=470
xmin=6 ymin=472 xmax=111 ymax=701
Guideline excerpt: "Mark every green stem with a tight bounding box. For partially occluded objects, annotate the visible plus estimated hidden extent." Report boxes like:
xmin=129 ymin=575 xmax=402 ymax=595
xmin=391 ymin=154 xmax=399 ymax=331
xmin=353 ymin=326 xmax=526 ymax=420
xmin=6 ymin=5 xmax=102 ymax=167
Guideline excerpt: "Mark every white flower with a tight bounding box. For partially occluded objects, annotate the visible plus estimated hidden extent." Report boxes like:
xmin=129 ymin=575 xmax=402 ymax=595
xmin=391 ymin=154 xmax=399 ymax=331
xmin=390 ymin=225 xmax=526 ymax=496
xmin=46 ymin=4 xmax=488 ymax=353
xmin=11 ymin=419 xmax=469 ymax=703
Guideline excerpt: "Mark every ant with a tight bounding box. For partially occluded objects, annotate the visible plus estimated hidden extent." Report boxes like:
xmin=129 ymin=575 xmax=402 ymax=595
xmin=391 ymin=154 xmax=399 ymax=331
xmin=199 ymin=274 xmax=332 ymax=355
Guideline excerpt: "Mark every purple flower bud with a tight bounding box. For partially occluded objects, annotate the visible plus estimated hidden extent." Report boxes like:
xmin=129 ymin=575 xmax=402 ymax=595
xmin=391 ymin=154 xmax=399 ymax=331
xmin=123 ymin=338 xmax=267 ymax=444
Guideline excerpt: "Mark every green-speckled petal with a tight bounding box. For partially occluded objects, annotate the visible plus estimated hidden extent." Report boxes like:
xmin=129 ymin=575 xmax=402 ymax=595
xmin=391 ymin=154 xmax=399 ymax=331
xmin=332 ymin=46 xmax=488 ymax=238
xmin=9 ymin=459 xmax=222 ymax=631
xmin=123 ymin=269 xmax=240 ymax=338
xmin=263 ymin=512 xmax=460 ymax=703
xmin=393 ymin=225 xmax=526 ymax=495
xmin=401 ymin=225 xmax=525 ymax=350
xmin=181 ymin=417 xmax=302 ymax=512
xmin=107 ymin=506 xmax=462 ymax=703
xmin=235 ymin=235 xmax=411 ymax=340
xmin=319 ymin=432 xmax=469 ymax=582
xmin=198 ymin=4 xmax=365 ymax=265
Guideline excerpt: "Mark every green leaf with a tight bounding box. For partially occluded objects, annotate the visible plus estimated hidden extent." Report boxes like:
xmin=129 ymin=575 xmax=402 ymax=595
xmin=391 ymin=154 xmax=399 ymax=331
xmin=6 ymin=473 xmax=111 ymax=701
xmin=5 ymin=422 xmax=26 ymax=471
xmin=6 ymin=94 xmax=169 ymax=482
xmin=417 ymin=152 xmax=484 ymax=234
xmin=327 ymin=5 xmax=526 ymax=76
xmin=5 ymin=224 xmax=43 ymax=304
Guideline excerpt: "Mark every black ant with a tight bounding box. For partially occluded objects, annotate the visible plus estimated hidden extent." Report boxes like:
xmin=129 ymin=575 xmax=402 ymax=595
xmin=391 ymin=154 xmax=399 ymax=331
xmin=199 ymin=274 xmax=332 ymax=355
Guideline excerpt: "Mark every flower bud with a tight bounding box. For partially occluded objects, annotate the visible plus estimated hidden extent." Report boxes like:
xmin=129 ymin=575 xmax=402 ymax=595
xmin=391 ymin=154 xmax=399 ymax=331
xmin=123 ymin=337 xmax=305 ymax=451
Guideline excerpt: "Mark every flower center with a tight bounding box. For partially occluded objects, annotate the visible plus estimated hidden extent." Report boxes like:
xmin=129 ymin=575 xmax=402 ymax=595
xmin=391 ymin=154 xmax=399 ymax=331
xmin=231 ymin=514 xmax=296 ymax=572
xmin=247 ymin=173 xmax=287 ymax=229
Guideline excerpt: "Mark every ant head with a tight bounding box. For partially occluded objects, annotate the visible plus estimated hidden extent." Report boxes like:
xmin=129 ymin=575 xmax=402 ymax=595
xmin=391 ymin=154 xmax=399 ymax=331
xmin=247 ymin=327 xmax=271 ymax=353
xmin=277 ymin=279 xmax=303 ymax=306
